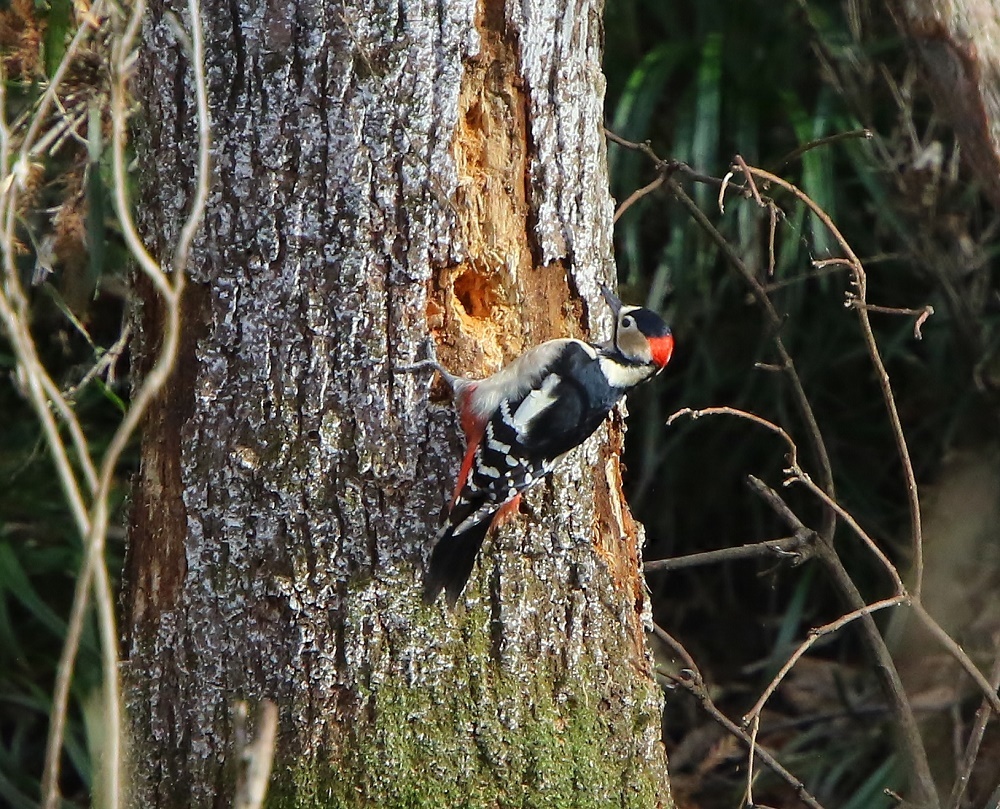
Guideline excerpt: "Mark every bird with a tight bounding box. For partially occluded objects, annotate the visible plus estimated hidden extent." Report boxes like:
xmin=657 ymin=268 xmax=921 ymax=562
xmin=400 ymin=284 xmax=674 ymax=605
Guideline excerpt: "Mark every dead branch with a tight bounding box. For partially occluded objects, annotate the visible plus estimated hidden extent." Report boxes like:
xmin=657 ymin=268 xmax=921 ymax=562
xmin=947 ymin=635 xmax=1000 ymax=809
xmin=234 ymin=700 xmax=280 ymax=809
xmin=739 ymin=160 xmax=926 ymax=600
xmin=0 ymin=1 xmax=214 ymax=807
xmin=650 ymin=623 xmax=827 ymax=809
xmin=643 ymin=533 xmax=814 ymax=573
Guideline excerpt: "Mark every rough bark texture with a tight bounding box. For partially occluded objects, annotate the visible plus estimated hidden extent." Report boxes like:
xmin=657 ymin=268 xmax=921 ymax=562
xmin=886 ymin=0 xmax=1000 ymax=208
xmin=124 ymin=0 xmax=672 ymax=806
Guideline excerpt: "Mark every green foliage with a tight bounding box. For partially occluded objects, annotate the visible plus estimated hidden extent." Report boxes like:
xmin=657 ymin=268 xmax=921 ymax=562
xmin=1 ymin=1 xmax=129 ymax=805
xmin=606 ymin=0 xmax=1000 ymax=805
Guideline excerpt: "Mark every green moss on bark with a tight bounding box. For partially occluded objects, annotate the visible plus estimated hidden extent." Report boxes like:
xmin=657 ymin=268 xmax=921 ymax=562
xmin=275 ymin=670 xmax=665 ymax=808
xmin=272 ymin=594 xmax=667 ymax=809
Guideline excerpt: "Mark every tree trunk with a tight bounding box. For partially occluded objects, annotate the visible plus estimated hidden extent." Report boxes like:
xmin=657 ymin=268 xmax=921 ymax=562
xmin=886 ymin=0 xmax=1000 ymax=209
xmin=123 ymin=0 xmax=672 ymax=806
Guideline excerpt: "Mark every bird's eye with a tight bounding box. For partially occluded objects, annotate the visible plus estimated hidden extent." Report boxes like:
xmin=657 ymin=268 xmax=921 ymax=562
xmin=622 ymin=315 xmax=635 ymax=329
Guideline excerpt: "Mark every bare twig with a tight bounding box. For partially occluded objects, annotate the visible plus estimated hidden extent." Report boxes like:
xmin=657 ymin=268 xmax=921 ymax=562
xmin=748 ymin=479 xmax=936 ymax=808
xmin=608 ymin=131 xmax=940 ymax=808
xmin=668 ymin=405 xmax=799 ymax=468
xmin=772 ymin=129 xmax=873 ymax=171
xmin=745 ymin=714 xmax=761 ymax=809
xmin=788 ymin=467 xmax=905 ymax=595
xmin=947 ymin=635 xmax=1000 ymax=809
xmin=734 ymin=154 xmax=765 ymax=207
xmin=743 ymin=595 xmax=909 ymax=727
xmin=845 ymin=299 xmax=935 ymax=340
xmin=740 ymin=161 xmax=925 ymax=600
xmin=604 ymin=128 xmax=739 ymax=190
xmin=664 ymin=181 xmax=836 ymax=538
xmin=29 ymin=0 xmax=212 ymax=806
xmin=812 ymin=257 xmax=855 ymax=269
xmin=651 ymin=625 xmax=826 ymax=809
xmin=911 ymin=603 xmax=1000 ymax=716
xmin=234 ymin=700 xmax=280 ymax=809
xmin=64 ymin=323 xmax=133 ymax=401
xmin=18 ymin=2 xmax=108 ymax=160
xmin=605 ymin=133 xmax=838 ymax=539
xmin=614 ymin=173 xmax=667 ymax=223
xmin=767 ymin=203 xmax=778 ymax=276
xmin=644 ymin=533 xmax=814 ymax=573
xmin=665 ymin=362 xmax=935 ymax=805
xmin=761 ymin=262 xmax=849 ymax=293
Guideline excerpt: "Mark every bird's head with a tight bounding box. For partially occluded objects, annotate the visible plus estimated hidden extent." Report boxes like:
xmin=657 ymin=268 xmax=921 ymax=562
xmin=601 ymin=285 xmax=674 ymax=371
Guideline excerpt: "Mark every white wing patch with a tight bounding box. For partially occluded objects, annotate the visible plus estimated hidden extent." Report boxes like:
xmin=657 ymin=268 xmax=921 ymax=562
xmin=509 ymin=372 xmax=561 ymax=437
xmin=468 ymin=339 xmax=594 ymax=421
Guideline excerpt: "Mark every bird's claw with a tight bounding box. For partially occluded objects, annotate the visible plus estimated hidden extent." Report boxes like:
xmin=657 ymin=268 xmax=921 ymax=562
xmin=395 ymin=337 xmax=460 ymax=390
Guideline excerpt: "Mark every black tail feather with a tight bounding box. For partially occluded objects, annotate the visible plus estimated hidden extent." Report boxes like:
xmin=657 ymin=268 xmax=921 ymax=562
xmin=423 ymin=519 xmax=493 ymax=607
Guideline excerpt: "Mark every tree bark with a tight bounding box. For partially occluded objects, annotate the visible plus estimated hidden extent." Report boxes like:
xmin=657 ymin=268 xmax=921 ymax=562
xmin=124 ymin=0 xmax=672 ymax=806
xmin=886 ymin=0 xmax=1000 ymax=208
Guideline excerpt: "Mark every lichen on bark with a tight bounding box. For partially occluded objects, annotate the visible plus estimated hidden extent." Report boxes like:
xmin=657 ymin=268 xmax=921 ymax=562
xmin=124 ymin=0 xmax=672 ymax=806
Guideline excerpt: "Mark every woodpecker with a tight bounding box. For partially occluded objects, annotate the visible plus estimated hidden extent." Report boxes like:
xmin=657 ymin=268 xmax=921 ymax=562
xmin=402 ymin=285 xmax=673 ymax=605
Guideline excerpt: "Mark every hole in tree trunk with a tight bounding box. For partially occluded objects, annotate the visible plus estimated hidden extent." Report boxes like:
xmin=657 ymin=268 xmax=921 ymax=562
xmin=453 ymin=269 xmax=495 ymax=319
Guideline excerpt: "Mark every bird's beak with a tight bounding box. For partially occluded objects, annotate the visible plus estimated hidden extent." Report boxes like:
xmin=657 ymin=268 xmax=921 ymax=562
xmin=600 ymin=284 xmax=623 ymax=315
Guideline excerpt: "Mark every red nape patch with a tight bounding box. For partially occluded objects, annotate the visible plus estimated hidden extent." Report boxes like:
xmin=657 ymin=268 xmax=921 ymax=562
xmin=649 ymin=334 xmax=674 ymax=369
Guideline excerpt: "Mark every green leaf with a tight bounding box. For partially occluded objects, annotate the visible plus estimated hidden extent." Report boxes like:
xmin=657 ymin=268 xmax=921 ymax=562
xmin=0 ymin=542 xmax=67 ymax=638
xmin=93 ymin=377 xmax=127 ymax=414
xmin=43 ymin=0 xmax=74 ymax=78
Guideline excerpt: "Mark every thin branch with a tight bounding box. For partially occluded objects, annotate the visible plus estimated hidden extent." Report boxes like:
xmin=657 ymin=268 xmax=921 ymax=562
xmin=845 ymin=299 xmax=935 ymax=340
xmin=40 ymin=375 xmax=99 ymax=491
xmin=604 ymin=132 xmax=838 ymax=542
xmin=788 ymin=467 xmax=905 ymax=595
xmin=604 ymin=127 xmax=736 ymax=189
xmin=947 ymin=635 xmax=1000 ymax=809
xmin=812 ymin=257 xmax=855 ymax=269
xmin=911 ymin=602 xmax=1000 ymax=716
xmin=771 ymin=129 xmax=873 ymax=171
xmin=767 ymin=203 xmax=778 ymax=276
xmin=644 ymin=534 xmax=814 ymax=573
xmin=110 ymin=0 xmax=173 ymax=299
xmin=761 ymin=263 xmax=848 ymax=293
xmin=651 ymin=625 xmax=826 ymax=809
xmin=665 ymin=180 xmax=836 ymax=539
xmin=173 ymin=0 xmax=213 ymax=274
xmin=607 ymin=130 xmax=939 ymax=809
xmin=18 ymin=2 xmax=107 ymax=159
xmin=745 ymin=714 xmax=761 ymax=809
xmin=741 ymin=161 xmax=925 ymax=600
xmin=650 ymin=622 xmax=698 ymax=671
xmin=0 ymin=273 xmax=97 ymax=809
xmin=614 ymin=173 xmax=667 ymax=223
xmin=63 ymin=323 xmax=133 ymax=402
xmin=743 ymin=595 xmax=909 ymax=727
xmin=38 ymin=0 xmax=212 ymax=804
xmin=746 ymin=475 xmax=807 ymax=531
xmin=667 ymin=405 xmax=799 ymax=468
xmin=234 ymin=700 xmax=279 ymax=809
xmin=734 ymin=154 xmax=765 ymax=207
xmin=747 ymin=477 xmax=936 ymax=807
